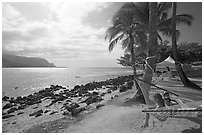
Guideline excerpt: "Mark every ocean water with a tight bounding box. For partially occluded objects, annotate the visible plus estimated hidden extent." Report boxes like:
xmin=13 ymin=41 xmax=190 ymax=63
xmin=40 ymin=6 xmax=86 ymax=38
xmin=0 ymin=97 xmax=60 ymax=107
xmin=2 ymin=67 xmax=137 ymax=97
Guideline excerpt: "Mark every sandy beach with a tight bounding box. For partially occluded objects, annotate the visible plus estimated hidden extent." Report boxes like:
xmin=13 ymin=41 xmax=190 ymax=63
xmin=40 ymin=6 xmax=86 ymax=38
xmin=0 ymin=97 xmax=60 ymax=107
xmin=2 ymin=73 xmax=202 ymax=133
xmin=2 ymin=1 xmax=202 ymax=133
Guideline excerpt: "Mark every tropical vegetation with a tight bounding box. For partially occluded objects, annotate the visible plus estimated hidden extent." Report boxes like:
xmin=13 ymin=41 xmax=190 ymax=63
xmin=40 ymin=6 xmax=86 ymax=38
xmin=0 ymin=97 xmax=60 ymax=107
xmin=105 ymin=2 xmax=201 ymax=104
xmin=118 ymin=41 xmax=202 ymax=67
xmin=171 ymin=2 xmax=201 ymax=90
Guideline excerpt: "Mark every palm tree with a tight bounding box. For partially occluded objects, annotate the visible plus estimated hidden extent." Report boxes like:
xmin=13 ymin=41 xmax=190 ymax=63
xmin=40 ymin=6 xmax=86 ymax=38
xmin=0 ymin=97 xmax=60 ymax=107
xmin=171 ymin=2 xmax=201 ymax=90
xmin=105 ymin=6 xmax=147 ymax=103
xmin=141 ymin=3 xmax=159 ymax=128
xmin=137 ymin=2 xmax=159 ymax=105
xmin=121 ymin=2 xmax=200 ymax=101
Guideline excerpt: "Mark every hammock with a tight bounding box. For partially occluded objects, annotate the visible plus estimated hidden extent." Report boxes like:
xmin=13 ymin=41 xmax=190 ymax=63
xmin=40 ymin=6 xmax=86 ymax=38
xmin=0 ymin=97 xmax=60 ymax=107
xmin=142 ymin=107 xmax=202 ymax=122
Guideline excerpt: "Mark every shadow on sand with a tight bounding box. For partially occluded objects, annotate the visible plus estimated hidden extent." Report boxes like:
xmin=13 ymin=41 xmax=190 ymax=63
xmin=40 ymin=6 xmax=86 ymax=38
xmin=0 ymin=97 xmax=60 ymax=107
xmin=182 ymin=126 xmax=202 ymax=133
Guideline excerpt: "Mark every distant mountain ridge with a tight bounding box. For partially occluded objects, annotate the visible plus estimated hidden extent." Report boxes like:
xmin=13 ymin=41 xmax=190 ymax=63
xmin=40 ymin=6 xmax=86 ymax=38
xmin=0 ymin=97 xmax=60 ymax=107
xmin=2 ymin=54 xmax=56 ymax=68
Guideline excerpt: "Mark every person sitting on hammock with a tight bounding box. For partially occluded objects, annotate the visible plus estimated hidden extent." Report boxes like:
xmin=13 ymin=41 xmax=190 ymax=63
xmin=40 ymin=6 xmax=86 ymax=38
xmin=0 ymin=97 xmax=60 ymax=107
xmin=141 ymin=93 xmax=166 ymax=128
xmin=163 ymin=92 xmax=179 ymax=106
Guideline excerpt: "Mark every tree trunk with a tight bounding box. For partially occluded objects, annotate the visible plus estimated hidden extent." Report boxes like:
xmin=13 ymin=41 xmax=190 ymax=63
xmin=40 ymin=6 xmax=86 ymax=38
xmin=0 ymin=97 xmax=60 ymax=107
xmin=172 ymin=2 xmax=201 ymax=90
xmin=133 ymin=2 xmax=158 ymax=105
xmin=129 ymin=34 xmax=146 ymax=104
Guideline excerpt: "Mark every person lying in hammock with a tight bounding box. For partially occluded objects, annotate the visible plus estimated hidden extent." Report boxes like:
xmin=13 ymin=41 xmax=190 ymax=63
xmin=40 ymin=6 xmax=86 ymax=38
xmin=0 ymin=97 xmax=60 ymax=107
xmin=141 ymin=93 xmax=202 ymax=128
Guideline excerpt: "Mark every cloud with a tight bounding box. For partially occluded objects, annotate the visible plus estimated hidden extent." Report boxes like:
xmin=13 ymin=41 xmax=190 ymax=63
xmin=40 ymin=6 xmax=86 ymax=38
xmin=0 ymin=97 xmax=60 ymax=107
xmin=82 ymin=2 xmax=124 ymax=28
xmin=2 ymin=2 xmax=124 ymax=67
xmin=2 ymin=3 xmax=26 ymax=28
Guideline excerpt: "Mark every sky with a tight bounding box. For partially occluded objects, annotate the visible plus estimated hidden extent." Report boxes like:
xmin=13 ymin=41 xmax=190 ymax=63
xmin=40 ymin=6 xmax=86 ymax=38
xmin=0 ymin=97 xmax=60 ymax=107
xmin=2 ymin=2 xmax=202 ymax=67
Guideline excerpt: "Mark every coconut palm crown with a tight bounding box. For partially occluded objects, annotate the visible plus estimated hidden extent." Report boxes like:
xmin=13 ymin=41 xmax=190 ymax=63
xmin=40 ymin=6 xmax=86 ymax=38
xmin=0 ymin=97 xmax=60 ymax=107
xmin=105 ymin=7 xmax=147 ymax=53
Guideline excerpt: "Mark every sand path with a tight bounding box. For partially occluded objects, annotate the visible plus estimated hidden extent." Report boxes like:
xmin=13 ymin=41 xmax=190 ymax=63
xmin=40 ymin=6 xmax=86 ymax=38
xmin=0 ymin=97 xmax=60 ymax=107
xmin=61 ymin=87 xmax=201 ymax=133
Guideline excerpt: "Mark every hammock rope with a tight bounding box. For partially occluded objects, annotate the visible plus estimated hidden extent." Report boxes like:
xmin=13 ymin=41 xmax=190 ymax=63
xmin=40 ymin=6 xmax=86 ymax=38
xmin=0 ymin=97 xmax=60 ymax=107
xmin=142 ymin=108 xmax=202 ymax=122
xmin=133 ymin=56 xmax=180 ymax=96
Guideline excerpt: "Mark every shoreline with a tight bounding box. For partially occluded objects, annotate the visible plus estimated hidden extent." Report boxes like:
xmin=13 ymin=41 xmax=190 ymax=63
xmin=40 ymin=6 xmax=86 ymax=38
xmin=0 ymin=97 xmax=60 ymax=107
xmin=2 ymin=67 xmax=138 ymax=97
xmin=2 ymin=72 xmax=202 ymax=133
xmin=2 ymin=74 xmax=139 ymax=133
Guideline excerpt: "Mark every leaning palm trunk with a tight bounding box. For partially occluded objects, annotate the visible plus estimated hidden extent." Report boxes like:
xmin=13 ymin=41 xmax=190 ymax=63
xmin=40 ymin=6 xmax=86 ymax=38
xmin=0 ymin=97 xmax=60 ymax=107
xmin=129 ymin=34 xmax=146 ymax=104
xmin=133 ymin=2 xmax=158 ymax=105
xmin=172 ymin=3 xmax=201 ymax=90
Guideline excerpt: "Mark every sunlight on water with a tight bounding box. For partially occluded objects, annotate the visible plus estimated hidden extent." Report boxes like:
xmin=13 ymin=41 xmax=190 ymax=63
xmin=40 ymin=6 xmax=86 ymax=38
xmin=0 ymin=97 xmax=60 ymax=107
xmin=2 ymin=67 xmax=135 ymax=97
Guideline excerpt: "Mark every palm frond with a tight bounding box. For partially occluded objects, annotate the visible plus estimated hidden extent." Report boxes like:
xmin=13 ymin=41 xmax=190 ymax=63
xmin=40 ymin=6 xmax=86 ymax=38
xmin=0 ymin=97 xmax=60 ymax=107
xmin=159 ymin=27 xmax=172 ymax=37
xmin=174 ymin=14 xmax=194 ymax=26
xmin=159 ymin=13 xmax=193 ymax=29
xmin=159 ymin=27 xmax=180 ymax=40
xmin=158 ymin=18 xmax=172 ymax=30
xmin=158 ymin=2 xmax=172 ymax=17
xmin=121 ymin=37 xmax=130 ymax=50
xmin=121 ymin=2 xmax=149 ymax=24
xmin=105 ymin=26 xmax=124 ymax=42
xmin=113 ymin=7 xmax=135 ymax=27
xmin=160 ymin=12 xmax=168 ymax=22
xmin=157 ymin=33 xmax=163 ymax=43
xmin=108 ymin=33 xmax=125 ymax=52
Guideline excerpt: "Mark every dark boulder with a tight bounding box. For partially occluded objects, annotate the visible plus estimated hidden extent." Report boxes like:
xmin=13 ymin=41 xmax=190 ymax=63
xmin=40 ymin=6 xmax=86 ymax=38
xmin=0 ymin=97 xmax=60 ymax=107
xmin=70 ymin=95 xmax=78 ymax=98
xmin=49 ymin=111 xmax=58 ymax=115
xmin=15 ymin=96 xmax=24 ymax=103
xmin=44 ymin=110 xmax=51 ymax=113
xmin=2 ymin=96 xmax=9 ymax=101
xmin=126 ymin=81 xmax=134 ymax=89
xmin=84 ymin=83 xmax=97 ymax=91
xmin=92 ymin=91 xmax=99 ymax=96
xmin=7 ymin=107 xmax=18 ymax=114
xmin=74 ymin=85 xmax=80 ymax=90
xmin=84 ymin=95 xmax=103 ymax=105
xmin=18 ymin=104 xmax=27 ymax=110
xmin=2 ymin=114 xmax=15 ymax=119
xmin=3 ymin=103 xmax=15 ymax=110
xmin=17 ymin=112 xmax=24 ymax=115
xmin=29 ymin=109 xmax=43 ymax=117
xmin=33 ymin=106 xmax=38 ymax=109
xmin=100 ymin=92 xmax=106 ymax=97
xmin=26 ymin=99 xmax=42 ymax=106
xmin=84 ymin=92 xmax=91 ymax=97
xmin=42 ymin=91 xmax=55 ymax=98
xmin=45 ymin=88 xmax=51 ymax=91
xmin=71 ymin=107 xmax=85 ymax=116
xmin=9 ymin=98 xmax=17 ymax=103
xmin=63 ymin=102 xmax=80 ymax=112
xmin=50 ymin=95 xmax=66 ymax=106
xmin=119 ymin=85 xmax=128 ymax=93
xmin=110 ymin=86 xmax=118 ymax=91
xmin=107 ymin=89 xmax=112 ymax=94
xmin=50 ymin=85 xmax=64 ymax=91
xmin=56 ymin=95 xmax=67 ymax=101
xmin=65 ymin=99 xmax=72 ymax=103
xmin=35 ymin=113 xmax=43 ymax=117
xmin=96 ymin=104 xmax=105 ymax=109
xmin=62 ymin=111 xmax=71 ymax=116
